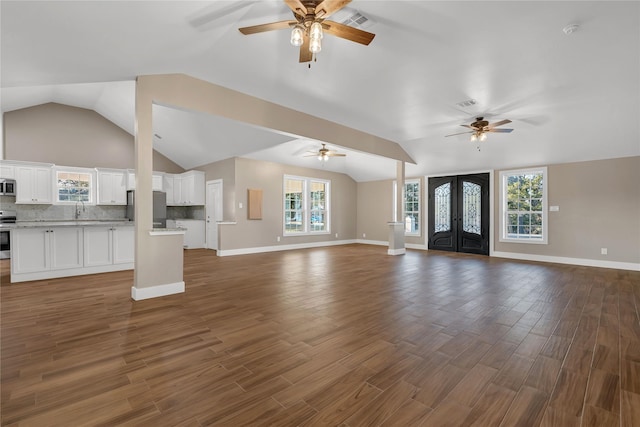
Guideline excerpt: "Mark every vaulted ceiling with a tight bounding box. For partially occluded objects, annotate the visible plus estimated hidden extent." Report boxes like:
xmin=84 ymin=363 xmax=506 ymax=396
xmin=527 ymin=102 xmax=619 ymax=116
xmin=1 ymin=1 xmax=638 ymax=181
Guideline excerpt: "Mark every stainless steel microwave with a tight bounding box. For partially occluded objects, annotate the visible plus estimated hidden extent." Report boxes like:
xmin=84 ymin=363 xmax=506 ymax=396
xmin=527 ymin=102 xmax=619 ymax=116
xmin=0 ymin=179 xmax=16 ymax=196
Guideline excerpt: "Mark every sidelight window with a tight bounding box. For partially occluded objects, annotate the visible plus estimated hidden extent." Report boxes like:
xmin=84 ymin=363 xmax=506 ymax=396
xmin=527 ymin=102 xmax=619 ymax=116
xmin=404 ymin=179 xmax=421 ymax=236
xmin=499 ymin=167 xmax=548 ymax=244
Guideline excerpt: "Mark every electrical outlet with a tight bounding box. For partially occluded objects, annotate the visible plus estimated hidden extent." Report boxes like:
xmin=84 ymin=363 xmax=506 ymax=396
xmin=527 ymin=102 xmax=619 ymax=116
xmin=362 ymin=233 xmax=366 ymax=238
xmin=277 ymin=236 xmax=280 ymax=242
xmin=239 ymin=202 xmax=243 ymax=209
xmin=601 ymin=248 xmax=607 ymax=255
xmin=335 ymin=233 xmax=338 ymax=238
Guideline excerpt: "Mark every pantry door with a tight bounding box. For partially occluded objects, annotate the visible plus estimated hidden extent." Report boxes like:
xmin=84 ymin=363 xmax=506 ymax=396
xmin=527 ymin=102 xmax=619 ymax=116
xmin=427 ymin=173 xmax=489 ymax=255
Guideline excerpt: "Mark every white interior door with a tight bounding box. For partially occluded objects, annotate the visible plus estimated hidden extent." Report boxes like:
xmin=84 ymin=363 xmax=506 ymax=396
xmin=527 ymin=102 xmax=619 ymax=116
xmin=205 ymin=180 xmax=223 ymax=250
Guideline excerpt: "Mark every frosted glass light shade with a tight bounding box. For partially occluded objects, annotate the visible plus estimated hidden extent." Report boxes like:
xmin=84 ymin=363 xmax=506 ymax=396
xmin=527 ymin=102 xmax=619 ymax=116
xmin=290 ymin=26 xmax=304 ymax=47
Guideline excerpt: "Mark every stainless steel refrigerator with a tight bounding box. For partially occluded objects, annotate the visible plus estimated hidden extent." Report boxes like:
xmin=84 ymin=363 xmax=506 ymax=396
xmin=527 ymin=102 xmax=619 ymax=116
xmin=126 ymin=190 xmax=167 ymax=228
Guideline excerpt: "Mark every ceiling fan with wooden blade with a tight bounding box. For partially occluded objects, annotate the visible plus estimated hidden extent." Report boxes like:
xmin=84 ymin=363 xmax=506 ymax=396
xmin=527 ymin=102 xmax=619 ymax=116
xmin=445 ymin=117 xmax=514 ymax=141
xmin=304 ymin=143 xmax=346 ymax=161
xmin=238 ymin=0 xmax=375 ymax=63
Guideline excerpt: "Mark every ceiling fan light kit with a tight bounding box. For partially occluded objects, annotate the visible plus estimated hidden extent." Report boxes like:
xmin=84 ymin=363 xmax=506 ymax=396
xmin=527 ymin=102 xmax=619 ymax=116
xmin=239 ymin=0 xmax=375 ymax=63
xmin=290 ymin=25 xmax=304 ymax=46
xmin=305 ymin=143 xmax=346 ymax=161
xmin=445 ymin=116 xmax=514 ymax=148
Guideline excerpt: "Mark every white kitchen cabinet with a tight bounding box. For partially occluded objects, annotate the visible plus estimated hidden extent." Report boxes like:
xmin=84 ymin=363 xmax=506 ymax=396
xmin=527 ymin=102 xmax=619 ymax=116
xmin=0 ymin=161 xmax=15 ymax=179
xmin=97 ymin=169 xmax=127 ymax=205
xmin=112 ymin=226 xmax=134 ymax=264
xmin=11 ymin=225 xmax=134 ymax=283
xmin=49 ymin=228 xmax=84 ymax=270
xmin=84 ymin=226 xmax=134 ymax=267
xmin=12 ymin=227 xmax=83 ymax=274
xmin=163 ymin=174 xmax=176 ymax=205
xmin=167 ymin=171 xmax=204 ymax=206
xmin=126 ymin=171 xmax=164 ymax=191
xmin=175 ymin=219 xmax=205 ymax=248
xmin=15 ymin=164 xmax=53 ymax=204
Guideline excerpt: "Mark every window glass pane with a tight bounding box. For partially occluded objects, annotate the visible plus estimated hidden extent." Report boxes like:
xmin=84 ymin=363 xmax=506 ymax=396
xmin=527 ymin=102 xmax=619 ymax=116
xmin=285 ymin=178 xmax=304 ymax=233
xmin=462 ymin=181 xmax=481 ymax=235
xmin=503 ymin=170 xmax=545 ymax=241
xmin=434 ymin=183 xmax=450 ymax=233
xmin=284 ymin=177 xmax=330 ymax=234
xmin=310 ymin=181 xmax=326 ymax=232
xmin=403 ymin=181 xmax=420 ymax=235
xmin=57 ymin=171 xmax=91 ymax=203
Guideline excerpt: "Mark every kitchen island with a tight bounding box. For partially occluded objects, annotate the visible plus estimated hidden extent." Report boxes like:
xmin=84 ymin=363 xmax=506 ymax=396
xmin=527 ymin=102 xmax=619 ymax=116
xmin=10 ymin=220 xmax=136 ymax=283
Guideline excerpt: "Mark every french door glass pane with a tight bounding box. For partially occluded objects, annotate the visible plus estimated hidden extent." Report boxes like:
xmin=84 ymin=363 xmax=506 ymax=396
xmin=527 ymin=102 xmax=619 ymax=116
xmin=434 ymin=183 xmax=451 ymax=232
xmin=462 ymin=181 xmax=481 ymax=235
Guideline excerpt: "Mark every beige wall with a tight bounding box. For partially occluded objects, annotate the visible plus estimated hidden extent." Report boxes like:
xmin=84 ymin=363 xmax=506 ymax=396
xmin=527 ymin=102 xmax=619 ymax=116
xmin=494 ymin=156 xmax=640 ymax=264
xmin=3 ymin=103 xmax=183 ymax=173
xmin=356 ymin=177 xmax=425 ymax=245
xmin=219 ymin=157 xmax=357 ymax=250
xmin=195 ymin=157 xmax=236 ymax=221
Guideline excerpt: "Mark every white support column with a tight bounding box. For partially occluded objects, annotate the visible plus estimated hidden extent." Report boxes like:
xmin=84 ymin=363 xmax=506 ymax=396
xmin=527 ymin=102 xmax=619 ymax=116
xmin=388 ymin=160 xmax=406 ymax=255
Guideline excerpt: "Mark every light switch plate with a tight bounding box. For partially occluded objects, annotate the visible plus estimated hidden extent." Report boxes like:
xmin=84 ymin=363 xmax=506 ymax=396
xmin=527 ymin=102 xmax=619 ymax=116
xmin=550 ymin=206 xmax=559 ymax=211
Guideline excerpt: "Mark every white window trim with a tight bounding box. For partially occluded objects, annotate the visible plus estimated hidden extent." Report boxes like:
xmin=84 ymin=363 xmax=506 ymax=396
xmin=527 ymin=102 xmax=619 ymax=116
xmin=283 ymin=174 xmax=331 ymax=236
xmin=392 ymin=178 xmax=422 ymax=236
xmin=53 ymin=166 xmax=97 ymax=205
xmin=499 ymin=167 xmax=548 ymax=244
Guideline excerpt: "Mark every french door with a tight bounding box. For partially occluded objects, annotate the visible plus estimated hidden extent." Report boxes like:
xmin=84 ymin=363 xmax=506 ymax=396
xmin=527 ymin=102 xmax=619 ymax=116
xmin=427 ymin=173 xmax=489 ymax=255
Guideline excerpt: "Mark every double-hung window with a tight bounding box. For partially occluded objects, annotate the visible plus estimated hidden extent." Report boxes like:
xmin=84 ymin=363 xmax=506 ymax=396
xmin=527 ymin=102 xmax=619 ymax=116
xmin=499 ymin=167 xmax=547 ymax=243
xmin=55 ymin=167 xmax=95 ymax=204
xmin=284 ymin=175 xmax=330 ymax=235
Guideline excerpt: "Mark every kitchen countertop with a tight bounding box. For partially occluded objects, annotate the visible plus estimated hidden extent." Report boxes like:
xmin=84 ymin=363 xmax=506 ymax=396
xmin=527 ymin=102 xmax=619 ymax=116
xmin=10 ymin=219 xmax=134 ymax=228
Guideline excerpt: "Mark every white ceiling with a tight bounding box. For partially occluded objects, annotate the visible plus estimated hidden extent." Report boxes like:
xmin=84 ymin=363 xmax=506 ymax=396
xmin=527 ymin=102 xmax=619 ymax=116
xmin=2 ymin=1 xmax=639 ymax=182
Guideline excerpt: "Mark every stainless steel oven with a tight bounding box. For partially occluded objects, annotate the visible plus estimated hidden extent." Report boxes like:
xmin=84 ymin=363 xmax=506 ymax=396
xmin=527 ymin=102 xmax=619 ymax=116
xmin=0 ymin=179 xmax=16 ymax=196
xmin=0 ymin=210 xmax=17 ymax=259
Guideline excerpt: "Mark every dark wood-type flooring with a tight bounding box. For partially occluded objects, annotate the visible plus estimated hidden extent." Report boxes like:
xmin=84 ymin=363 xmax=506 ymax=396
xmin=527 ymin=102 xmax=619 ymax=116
xmin=1 ymin=245 xmax=639 ymax=426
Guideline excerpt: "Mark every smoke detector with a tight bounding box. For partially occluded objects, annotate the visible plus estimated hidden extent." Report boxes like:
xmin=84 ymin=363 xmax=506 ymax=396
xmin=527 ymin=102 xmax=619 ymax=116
xmin=563 ymin=24 xmax=579 ymax=35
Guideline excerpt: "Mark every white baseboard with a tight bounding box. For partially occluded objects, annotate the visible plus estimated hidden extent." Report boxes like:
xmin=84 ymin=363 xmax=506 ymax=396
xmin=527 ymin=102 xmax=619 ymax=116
xmin=492 ymin=251 xmax=640 ymax=271
xmin=387 ymin=248 xmax=406 ymax=255
xmin=131 ymin=281 xmax=185 ymax=300
xmin=217 ymin=239 xmax=357 ymax=257
xmin=11 ymin=263 xmax=134 ymax=283
xmin=406 ymin=243 xmax=428 ymax=250
xmin=355 ymin=239 xmax=388 ymax=246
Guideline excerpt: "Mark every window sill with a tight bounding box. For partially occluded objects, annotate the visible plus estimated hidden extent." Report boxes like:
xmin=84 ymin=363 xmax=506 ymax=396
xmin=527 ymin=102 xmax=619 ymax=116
xmin=499 ymin=238 xmax=548 ymax=245
xmin=283 ymin=232 xmax=331 ymax=237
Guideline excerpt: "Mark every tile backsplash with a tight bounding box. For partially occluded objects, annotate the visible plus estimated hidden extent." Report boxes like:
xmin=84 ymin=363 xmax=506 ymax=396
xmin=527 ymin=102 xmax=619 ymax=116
xmin=0 ymin=196 xmax=205 ymax=221
xmin=0 ymin=196 xmax=126 ymax=221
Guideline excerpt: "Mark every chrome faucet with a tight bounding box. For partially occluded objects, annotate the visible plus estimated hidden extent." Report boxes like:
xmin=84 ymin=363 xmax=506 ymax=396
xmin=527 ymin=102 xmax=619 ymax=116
xmin=75 ymin=201 xmax=85 ymax=219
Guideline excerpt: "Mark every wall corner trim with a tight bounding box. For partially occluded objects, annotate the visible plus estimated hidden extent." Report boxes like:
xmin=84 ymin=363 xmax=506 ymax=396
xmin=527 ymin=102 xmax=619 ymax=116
xmin=131 ymin=281 xmax=185 ymax=300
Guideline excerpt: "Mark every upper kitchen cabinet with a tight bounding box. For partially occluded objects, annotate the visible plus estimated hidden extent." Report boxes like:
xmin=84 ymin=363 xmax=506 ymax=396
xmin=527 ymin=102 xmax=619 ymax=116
xmin=167 ymin=170 xmax=204 ymax=206
xmin=15 ymin=163 xmax=54 ymax=204
xmin=96 ymin=168 xmax=127 ymax=205
xmin=0 ymin=161 xmax=16 ymax=179
xmin=126 ymin=170 xmax=164 ymax=191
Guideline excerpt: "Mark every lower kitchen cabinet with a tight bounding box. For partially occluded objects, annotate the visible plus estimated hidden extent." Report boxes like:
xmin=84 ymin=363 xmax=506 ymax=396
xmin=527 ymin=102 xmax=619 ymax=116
xmin=10 ymin=225 xmax=134 ymax=283
xmin=174 ymin=219 xmax=205 ymax=249
xmin=12 ymin=227 xmax=83 ymax=275
xmin=84 ymin=226 xmax=134 ymax=266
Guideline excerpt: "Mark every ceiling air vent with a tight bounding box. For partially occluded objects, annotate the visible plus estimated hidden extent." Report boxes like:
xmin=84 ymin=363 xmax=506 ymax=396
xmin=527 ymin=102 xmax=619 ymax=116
xmin=342 ymin=12 xmax=368 ymax=28
xmin=333 ymin=8 xmax=374 ymax=30
xmin=456 ymin=99 xmax=477 ymax=108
